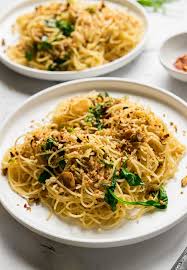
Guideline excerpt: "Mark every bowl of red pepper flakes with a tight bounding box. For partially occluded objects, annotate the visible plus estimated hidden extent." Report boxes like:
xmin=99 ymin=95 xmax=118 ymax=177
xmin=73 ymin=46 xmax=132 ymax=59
xmin=159 ymin=32 xmax=187 ymax=82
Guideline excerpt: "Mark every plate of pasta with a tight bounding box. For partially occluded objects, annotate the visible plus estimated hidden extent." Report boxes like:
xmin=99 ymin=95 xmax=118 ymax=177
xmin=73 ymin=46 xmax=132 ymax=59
xmin=1 ymin=77 xmax=187 ymax=248
xmin=0 ymin=0 xmax=148 ymax=81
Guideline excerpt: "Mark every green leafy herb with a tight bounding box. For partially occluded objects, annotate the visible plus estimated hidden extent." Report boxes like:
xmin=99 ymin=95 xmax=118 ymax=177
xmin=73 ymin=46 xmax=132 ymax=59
xmin=104 ymin=170 xmax=118 ymax=211
xmin=37 ymin=40 xmax=52 ymax=51
xmin=59 ymin=159 xmax=66 ymax=170
xmin=57 ymin=148 xmax=66 ymax=169
xmin=56 ymin=20 xmax=74 ymax=36
xmin=25 ymin=50 xmax=33 ymax=61
xmin=108 ymin=187 xmax=168 ymax=209
xmin=25 ymin=44 xmax=37 ymax=61
xmin=58 ymin=149 xmax=65 ymax=157
xmin=85 ymin=103 xmax=108 ymax=130
xmin=120 ymin=161 xmax=144 ymax=186
xmin=98 ymin=92 xmax=109 ymax=99
xmin=104 ymin=165 xmax=168 ymax=211
xmin=157 ymin=186 xmax=168 ymax=207
xmin=48 ymin=54 xmax=69 ymax=71
xmin=137 ymin=0 xmax=173 ymax=11
xmin=42 ymin=138 xmax=56 ymax=151
xmin=45 ymin=19 xmax=74 ymax=36
xmin=38 ymin=168 xmax=51 ymax=183
xmin=66 ymin=127 xmax=75 ymax=133
xmin=56 ymin=56 xmax=69 ymax=64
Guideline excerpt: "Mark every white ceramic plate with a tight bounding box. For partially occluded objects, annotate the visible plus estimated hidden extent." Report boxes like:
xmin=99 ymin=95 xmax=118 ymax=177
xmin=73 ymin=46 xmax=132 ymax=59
xmin=0 ymin=0 xmax=148 ymax=81
xmin=1 ymin=78 xmax=187 ymax=248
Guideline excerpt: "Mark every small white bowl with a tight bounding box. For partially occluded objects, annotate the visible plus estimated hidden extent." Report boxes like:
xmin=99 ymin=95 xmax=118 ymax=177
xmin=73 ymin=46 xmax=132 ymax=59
xmin=159 ymin=32 xmax=187 ymax=82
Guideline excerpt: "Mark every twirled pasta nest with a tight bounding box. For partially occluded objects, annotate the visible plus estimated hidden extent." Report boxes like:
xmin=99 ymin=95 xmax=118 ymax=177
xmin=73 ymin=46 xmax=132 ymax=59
xmin=2 ymin=92 xmax=185 ymax=229
xmin=7 ymin=0 xmax=143 ymax=71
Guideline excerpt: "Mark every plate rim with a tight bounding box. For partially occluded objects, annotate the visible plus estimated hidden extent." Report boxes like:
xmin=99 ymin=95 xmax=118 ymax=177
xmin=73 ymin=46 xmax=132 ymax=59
xmin=1 ymin=77 xmax=187 ymax=248
xmin=0 ymin=0 xmax=149 ymax=81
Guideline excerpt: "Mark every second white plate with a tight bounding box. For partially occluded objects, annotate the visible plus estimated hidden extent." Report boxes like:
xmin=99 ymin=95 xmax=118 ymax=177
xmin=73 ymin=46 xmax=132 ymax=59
xmin=0 ymin=0 xmax=148 ymax=81
xmin=0 ymin=78 xmax=187 ymax=248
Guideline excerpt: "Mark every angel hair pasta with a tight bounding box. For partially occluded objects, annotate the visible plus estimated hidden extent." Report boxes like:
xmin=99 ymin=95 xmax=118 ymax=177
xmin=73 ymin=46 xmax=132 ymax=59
xmin=2 ymin=92 xmax=185 ymax=229
xmin=7 ymin=0 xmax=144 ymax=71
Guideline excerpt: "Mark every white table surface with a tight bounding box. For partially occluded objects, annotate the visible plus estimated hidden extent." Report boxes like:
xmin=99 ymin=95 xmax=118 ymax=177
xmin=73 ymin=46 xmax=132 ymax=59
xmin=1 ymin=0 xmax=187 ymax=269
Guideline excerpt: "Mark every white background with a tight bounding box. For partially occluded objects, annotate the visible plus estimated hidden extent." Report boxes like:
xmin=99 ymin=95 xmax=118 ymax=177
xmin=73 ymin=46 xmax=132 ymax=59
xmin=0 ymin=0 xmax=187 ymax=269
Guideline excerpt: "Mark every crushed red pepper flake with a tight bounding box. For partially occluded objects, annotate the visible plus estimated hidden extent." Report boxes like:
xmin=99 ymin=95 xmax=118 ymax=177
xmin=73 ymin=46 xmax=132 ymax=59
xmin=24 ymin=203 xmax=31 ymax=211
xmin=175 ymin=54 xmax=187 ymax=72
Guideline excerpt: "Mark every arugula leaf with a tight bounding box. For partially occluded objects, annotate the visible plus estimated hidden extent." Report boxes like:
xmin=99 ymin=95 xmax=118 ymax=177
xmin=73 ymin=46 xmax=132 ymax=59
xmin=48 ymin=54 xmax=69 ymax=71
xmin=105 ymin=188 xmax=118 ymax=211
xmin=25 ymin=44 xmax=37 ymax=61
xmin=120 ymin=161 xmax=144 ymax=186
xmin=106 ymin=186 xmax=168 ymax=211
xmin=37 ymin=41 xmax=52 ymax=51
xmin=42 ymin=138 xmax=56 ymax=151
xmin=157 ymin=186 xmax=168 ymax=206
xmin=59 ymin=159 xmax=66 ymax=170
xmin=104 ymin=163 xmax=167 ymax=211
xmin=45 ymin=19 xmax=75 ymax=37
xmin=45 ymin=19 xmax=74 ymax=36
xmin=25 ymin=50 xmax=33 ymax=61
xmin=55 ymin=56 xmax=69 ymax=64
xmin=38 ymin=169 xmax=51 ymax=183
xmin=110 ymin=170 xmax=117 ymax=190
xmin=109 ymin=187 xmax=168 ymax=209
xmin=85 ymin=103 xmax=108 ymax=130
xmin=89 ymin=103 xmax=107 ymax=116
xmin=104 ymin=170 xmax=118 ymax=211
xmin=98 ymin=92 xmax=109 ymax=99
xmin=45 ymin=138 xmax=56 ymax=150
xmin=56 ymin=20 xmax=74 ymax=36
